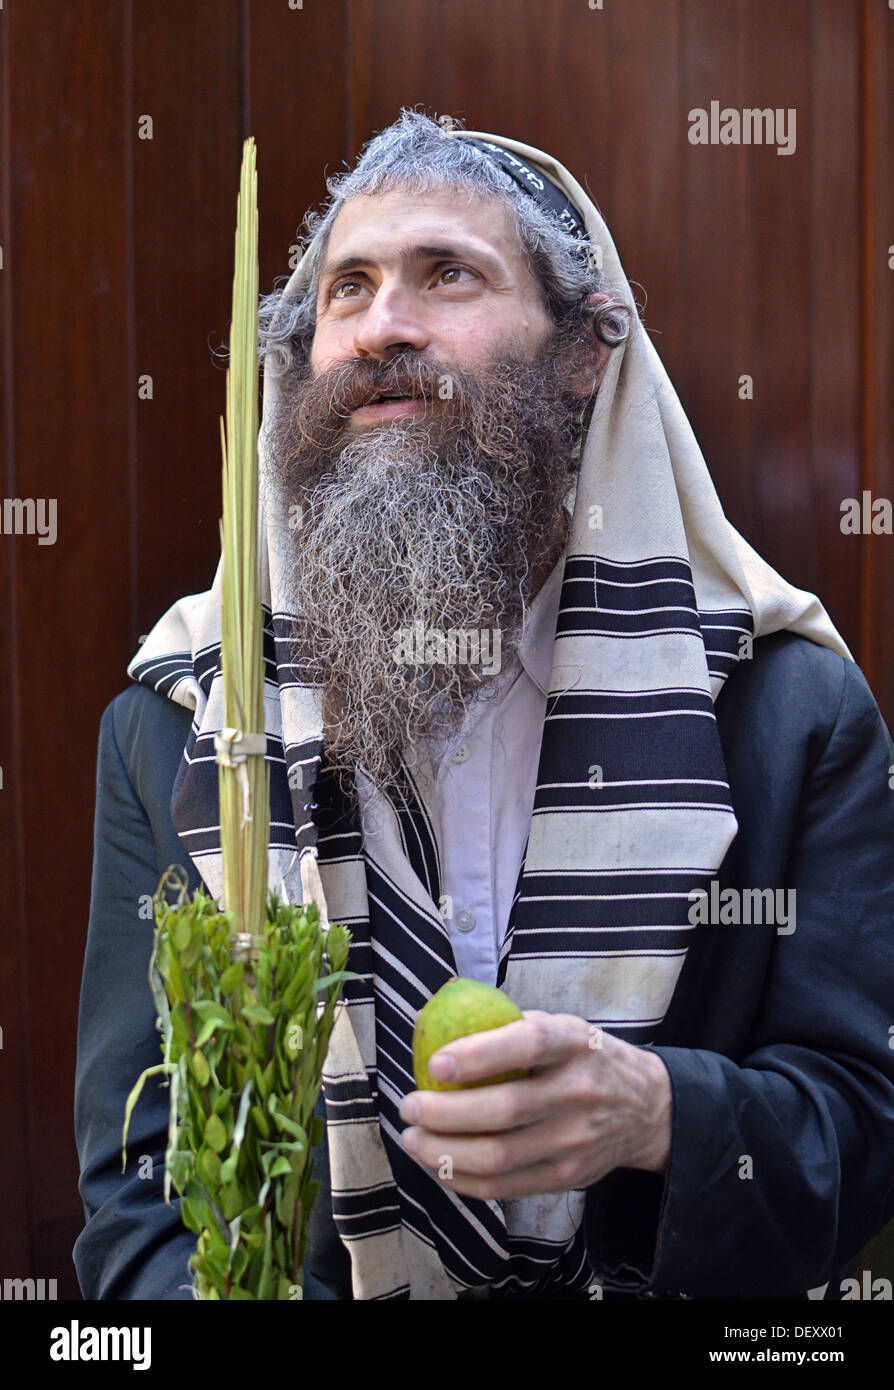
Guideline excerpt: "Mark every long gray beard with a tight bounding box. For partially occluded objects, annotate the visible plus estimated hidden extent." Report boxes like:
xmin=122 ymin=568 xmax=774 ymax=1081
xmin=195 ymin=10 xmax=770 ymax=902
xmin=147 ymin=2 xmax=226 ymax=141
xmin=270 ymin=338 xmax=586 ymax=796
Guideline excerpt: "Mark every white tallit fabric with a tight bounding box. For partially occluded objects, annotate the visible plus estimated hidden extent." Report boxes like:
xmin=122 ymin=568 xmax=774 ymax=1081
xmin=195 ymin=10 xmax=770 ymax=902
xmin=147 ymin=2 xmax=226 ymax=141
xmin=127 ymin=127 xmax=851 ymax=1300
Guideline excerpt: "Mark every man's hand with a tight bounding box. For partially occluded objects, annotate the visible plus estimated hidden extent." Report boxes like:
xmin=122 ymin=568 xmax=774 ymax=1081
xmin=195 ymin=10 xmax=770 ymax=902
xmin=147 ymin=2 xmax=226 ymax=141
xmin=399 ymin=1010 xmax=672 ymax=1199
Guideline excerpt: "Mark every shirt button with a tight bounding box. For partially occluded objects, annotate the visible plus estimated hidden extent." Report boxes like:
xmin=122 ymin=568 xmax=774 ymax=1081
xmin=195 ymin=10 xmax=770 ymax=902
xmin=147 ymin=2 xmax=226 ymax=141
xmin=454 ymin=907 xmax=476 ymax=932
xmin=451 ymin=741 xmax=471 ymax=764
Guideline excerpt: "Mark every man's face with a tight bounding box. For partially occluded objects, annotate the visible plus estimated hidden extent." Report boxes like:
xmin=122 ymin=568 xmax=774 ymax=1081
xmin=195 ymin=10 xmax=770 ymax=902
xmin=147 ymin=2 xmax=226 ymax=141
xmin=310 ymin=186 xmax=557 ymax=423
xmin=267 ymin=184 xmax=602 ymax=795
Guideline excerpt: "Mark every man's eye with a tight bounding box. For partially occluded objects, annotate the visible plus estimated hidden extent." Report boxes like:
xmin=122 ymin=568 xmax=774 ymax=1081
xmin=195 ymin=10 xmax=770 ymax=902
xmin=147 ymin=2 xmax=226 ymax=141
xmin=332 ymin=279 xmax=363 ymax=299
xmin=438 ymin=266 xmax=474 ymax=285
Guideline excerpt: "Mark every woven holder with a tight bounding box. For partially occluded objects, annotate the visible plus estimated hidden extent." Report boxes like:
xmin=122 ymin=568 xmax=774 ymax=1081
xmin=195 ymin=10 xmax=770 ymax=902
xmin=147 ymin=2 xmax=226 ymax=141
xmin=214 ymin=726 xmax=267 ymax=828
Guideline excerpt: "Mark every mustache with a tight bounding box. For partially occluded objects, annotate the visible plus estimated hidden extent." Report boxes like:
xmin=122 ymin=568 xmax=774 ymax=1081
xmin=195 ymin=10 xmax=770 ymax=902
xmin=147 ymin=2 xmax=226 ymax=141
xmin=279 ymin=345 xmax=560 ymax=462
xmin=297 ymin=350 xmax=455 ymax=426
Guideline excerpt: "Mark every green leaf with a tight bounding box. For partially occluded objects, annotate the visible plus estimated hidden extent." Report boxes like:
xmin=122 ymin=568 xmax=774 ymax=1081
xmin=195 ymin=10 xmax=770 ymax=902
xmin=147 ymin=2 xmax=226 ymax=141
xmin=189 ymin=1049 xmax=211 ymax=1087
xmin=172 ymin=916 xmax=193 ymax=953
xmin=192 ymin=1017 xmax=214 ymax=1048
xmin=180 ymin=933 xmax=203 ymax=970
xmin=198 ymin=1146 xmax=221 ymax=1189
xmin=204 ymin=1112 xmax=228 ymax=1153
xmin=212 ymin=1088 xmax=233 ymax=1117
xmin=193 ymin=1000 xmax=233 ymax=1025
xmin=201 ymin=1253 xmax=229 ymax=1285
xmin=276 ymin=1181 xmax=297 ymax=1229
xmin=219 ymin=961 xmax=244 ymax=994
xmin=281 ymin=963 xmax=314 ymax=1011
xmin=166 ymin=1148 xmax=191 ymax=1192
xmin=170 ymin=1004 xmax=191 ymax=1051
xmin=221 ymin=1181 xmax=244 ymax=1222
xmin=267 ymin=1098 xmax=306 ymax=1144
xmin=241 ymin=1003 xmax=275 ymax=1027
xmin=219 ymin=1153 xmax=239 ymax=1186
xmin=312 ymin=969 xmax=362 ymax=993
xmin=167 ymin=955 xmax=187 ymax=1003
xmin=231 ymin=1243 xmax=250 ymax=1284
xmin=272 ymin=1229 xmax=288 ymax=1271
xmin=180 ymin=1196 xmax=201 ymax=1233
xmin=121 ymin=1062 xmax=174 ymax=1170
xmin=267 ymin=1155 xmax=293 ymax=1179
xmin=250 ymin=1104 xmax=270 ymax=1139
xmin=254 ymin=1059 xmax=272 ymax=1104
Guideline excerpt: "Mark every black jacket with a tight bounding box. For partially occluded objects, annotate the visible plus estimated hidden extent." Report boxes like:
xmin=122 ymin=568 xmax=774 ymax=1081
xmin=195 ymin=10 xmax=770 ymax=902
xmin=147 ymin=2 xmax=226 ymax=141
xmin=73 ymin=632 xmax=894 ymax=1299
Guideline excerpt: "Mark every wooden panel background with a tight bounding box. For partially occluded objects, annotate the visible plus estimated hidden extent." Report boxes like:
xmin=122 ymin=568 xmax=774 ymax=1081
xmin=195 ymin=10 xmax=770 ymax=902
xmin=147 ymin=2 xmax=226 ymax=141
xmin=0 ymin=0 xmax=891 ymax=1296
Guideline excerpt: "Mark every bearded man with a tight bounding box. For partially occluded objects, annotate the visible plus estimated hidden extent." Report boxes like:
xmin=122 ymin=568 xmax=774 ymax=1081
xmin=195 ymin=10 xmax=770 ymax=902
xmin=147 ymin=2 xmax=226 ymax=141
xmin=74 ymin=111 xmax=894 ymax=1301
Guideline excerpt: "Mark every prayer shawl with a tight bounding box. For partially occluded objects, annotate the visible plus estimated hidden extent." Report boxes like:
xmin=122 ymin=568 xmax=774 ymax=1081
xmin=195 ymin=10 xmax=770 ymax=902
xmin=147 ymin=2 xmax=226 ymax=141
xmin=127 ymin=128 xmax=851 ymax=1299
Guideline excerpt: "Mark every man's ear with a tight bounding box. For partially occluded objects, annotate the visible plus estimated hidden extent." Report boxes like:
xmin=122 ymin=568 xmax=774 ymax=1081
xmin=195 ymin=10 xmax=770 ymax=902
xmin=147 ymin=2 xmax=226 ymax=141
xmin=566 ymin=292 xmax=614 ymax=398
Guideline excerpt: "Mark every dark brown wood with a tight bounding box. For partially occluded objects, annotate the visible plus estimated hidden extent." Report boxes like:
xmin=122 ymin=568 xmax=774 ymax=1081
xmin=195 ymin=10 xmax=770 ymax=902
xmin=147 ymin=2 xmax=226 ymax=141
xmin=2 ymin=0 xmax=132 ymax=1295
xmin=246 ymin=0 xmax=351 ymax=290
xmin=131 ymin=0 xmax=243 ymax=637
xmin=808 ymin=0 xmax=861 ymax=662
xmin=0 ymin=0 xmax=32 ymax=1284
xmin=244 ymin=0 xmax=349 ymax=300
xmin=859 ymin=0 xmax=894 ymax=723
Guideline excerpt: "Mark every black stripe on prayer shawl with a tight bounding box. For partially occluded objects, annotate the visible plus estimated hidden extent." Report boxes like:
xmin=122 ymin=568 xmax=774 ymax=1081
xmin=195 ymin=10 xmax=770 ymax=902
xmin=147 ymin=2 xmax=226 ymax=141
xmin=558 ymin=557 xmax=753 ymax=663
xmin=365 ymin=868 xmax=454 ymax=1108
xmin=699 ymin=607 xmax=755 ymax=682
xmin=498 ymin=830 xmax=530 ymax=989
xmin=329 ymin=1185 xmax=402 ymax=1238
xmin=486 ymin=1229 xmax=593 ymax=1301
xmin=379 ymin=761 xmax=442 ymax=906
xmin=314 ymin=755 xmax=593 ymax=1295
xmin=184 ymin=617 xmax=279 ymax=698
xmin=316 ymin=749 xmax=444 ymax=916
xmin=271 ymin=612 xmax=330 ymax=854
xmin=329 ymin=1200 xmax=401 ymax=1242
xmin=320 ymin=1073 xmax=379 ymax=1115
xmin=129 ymin=650 xmax=195 ymax=700
xmin=288 ymin=742 xmax=327 ymax=854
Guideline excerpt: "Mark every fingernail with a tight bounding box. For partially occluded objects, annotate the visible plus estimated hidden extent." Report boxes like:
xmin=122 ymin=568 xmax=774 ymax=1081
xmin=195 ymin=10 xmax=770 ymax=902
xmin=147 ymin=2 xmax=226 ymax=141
xmin=401 ymin=1094 xmax=420 ymax=1123
xmin=430 ymin=1051 xmax=456 ymax=1080
xmin=402 ymin=1126 xmax=418 ymax=1154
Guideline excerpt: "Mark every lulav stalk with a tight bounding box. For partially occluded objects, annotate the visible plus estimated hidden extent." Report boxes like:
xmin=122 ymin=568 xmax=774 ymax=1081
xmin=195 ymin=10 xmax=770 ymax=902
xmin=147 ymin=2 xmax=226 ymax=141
xmin=217 ymin=136 xmax=269 ymax=949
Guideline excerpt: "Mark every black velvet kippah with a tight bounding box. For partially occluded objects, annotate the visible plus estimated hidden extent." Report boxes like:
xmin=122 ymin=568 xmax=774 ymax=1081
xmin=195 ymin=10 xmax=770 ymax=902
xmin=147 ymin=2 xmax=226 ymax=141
xmin=462 ymin=137 xmax=589 ymax=243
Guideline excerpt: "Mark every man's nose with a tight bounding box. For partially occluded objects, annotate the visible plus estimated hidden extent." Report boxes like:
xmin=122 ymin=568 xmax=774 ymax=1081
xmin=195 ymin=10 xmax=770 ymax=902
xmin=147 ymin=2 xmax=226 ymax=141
xmin=352 ymin=283 xmax=430 ymax=360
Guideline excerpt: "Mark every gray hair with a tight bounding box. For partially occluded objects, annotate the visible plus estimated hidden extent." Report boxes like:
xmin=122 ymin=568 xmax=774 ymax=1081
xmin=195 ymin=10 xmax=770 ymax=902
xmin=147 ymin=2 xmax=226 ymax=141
xmin=258 ymin=108 xmax=630 ymax=377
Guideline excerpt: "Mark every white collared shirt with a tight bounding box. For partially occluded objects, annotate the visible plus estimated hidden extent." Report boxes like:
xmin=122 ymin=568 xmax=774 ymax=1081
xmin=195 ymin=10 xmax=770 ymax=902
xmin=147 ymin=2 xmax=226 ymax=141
xmin=418 ymin=555 xmax=565 ymax=986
